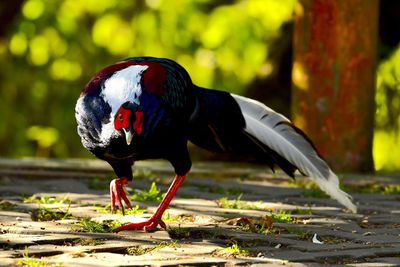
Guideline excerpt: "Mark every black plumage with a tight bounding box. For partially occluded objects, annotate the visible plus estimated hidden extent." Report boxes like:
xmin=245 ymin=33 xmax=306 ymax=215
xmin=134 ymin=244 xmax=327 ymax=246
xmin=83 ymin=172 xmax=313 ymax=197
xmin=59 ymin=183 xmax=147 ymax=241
xmin=75 ymin=57 xmax=356 ymax=231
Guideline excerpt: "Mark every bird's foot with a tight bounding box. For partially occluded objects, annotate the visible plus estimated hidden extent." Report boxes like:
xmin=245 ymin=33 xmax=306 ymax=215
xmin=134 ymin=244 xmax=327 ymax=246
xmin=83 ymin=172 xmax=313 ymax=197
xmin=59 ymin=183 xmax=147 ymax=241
xmin=109 ymin=177 xmax=132 ymax=215
xmin=116 ymin=216 xmax=166 ymax=232
xmin=115 ymin=174 xmax=187 ymax=232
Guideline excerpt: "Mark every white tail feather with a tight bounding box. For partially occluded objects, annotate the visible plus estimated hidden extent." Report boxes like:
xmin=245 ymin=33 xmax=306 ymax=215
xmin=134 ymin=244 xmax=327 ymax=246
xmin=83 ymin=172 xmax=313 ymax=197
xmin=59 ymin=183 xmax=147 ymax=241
xmin=232 ymin=94 xmax=357 ymax=213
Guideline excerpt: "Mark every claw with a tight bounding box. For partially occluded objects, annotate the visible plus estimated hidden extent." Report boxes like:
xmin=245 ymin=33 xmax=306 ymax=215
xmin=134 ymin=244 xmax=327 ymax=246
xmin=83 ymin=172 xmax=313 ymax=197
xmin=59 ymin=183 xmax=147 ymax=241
xmin=109 ymin=177 xmax=132 ymax=215
xmin=116 ymin=217 xmax=166 ymax=232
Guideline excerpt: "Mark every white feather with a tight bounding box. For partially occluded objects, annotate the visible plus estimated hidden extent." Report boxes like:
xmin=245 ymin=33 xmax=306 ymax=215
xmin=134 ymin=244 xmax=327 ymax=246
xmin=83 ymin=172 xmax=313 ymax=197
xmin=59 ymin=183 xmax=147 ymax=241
xmin=232 ymin=94 xmax=357 ymax=213
xmin=99 ymin=65 xmax=148 ymax=143
xmin=101 ymin=65 xmax=148 ymax=111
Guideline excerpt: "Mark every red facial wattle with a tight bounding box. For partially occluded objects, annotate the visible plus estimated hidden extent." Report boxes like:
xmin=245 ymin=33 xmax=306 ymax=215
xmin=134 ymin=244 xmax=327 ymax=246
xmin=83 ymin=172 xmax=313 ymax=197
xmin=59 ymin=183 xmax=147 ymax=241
xmin=114 ymin=106 xmax=143 ymax=137
xmin=114 ymin=107 xmax=131 ymax=130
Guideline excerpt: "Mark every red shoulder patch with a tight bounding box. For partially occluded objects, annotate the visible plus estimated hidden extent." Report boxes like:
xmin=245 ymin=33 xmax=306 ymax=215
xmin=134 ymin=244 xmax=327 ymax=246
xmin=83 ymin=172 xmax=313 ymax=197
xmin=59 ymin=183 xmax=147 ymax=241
xmin=139 ymin=62 xmax=167 ymax=96
xmin=133 ymin=111 xmax=143 ymax=135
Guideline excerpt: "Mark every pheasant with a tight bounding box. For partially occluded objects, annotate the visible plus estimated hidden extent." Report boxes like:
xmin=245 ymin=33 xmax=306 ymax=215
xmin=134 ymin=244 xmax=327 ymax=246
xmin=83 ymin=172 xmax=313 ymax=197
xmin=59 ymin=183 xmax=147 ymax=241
xmin=75 ymin=57 xmax=356 ymax=231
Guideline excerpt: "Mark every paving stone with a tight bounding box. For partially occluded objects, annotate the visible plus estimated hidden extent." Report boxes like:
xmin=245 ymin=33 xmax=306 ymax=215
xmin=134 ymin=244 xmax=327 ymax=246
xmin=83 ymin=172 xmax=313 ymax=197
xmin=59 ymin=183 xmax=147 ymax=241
xmin=351 ymin=257 xmax=400 ymax=266
xmin=0 ymin=258 xmax=15 ymax=267
xmin=1 ymin=159 xmax=399 ymax=266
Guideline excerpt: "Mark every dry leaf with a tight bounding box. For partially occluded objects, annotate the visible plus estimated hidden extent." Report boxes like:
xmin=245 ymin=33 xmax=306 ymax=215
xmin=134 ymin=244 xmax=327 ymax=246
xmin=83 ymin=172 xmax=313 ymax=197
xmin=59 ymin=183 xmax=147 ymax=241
xmin=222 ymin=215 xmax=273 ymax=231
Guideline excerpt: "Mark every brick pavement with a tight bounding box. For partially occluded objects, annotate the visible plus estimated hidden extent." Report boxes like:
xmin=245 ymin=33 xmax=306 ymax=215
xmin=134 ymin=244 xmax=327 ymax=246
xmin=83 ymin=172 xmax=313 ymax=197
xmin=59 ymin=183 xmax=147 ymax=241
xmin=0 ymin=159 xmax=399 ymax=266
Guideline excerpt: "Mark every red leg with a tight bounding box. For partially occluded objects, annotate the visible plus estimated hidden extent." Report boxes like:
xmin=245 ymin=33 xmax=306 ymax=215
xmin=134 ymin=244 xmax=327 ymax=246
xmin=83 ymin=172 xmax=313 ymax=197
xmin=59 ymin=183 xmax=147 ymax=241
xmin=109 ymin=177 xmax=132 ymax=215
xmin=116 ymin=174 xmax=186 ymax=232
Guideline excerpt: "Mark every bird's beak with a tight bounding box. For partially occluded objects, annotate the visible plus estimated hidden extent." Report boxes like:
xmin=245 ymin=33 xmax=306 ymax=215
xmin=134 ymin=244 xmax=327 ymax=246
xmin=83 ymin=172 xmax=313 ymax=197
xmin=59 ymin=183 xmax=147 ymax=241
xmin=122 ymin=128 xmax=133 ymax=145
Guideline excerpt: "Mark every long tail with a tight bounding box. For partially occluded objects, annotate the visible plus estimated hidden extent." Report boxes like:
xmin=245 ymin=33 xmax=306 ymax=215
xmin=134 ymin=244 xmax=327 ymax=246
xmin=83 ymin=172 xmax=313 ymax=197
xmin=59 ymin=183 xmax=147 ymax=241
xmin=232 ymin=94 xmax=357 ymax=213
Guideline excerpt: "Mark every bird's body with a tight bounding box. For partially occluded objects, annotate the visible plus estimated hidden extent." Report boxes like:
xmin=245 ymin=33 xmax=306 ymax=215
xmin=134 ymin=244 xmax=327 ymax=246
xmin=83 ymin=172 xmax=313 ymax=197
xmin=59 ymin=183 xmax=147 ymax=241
xmin=77 ymin=59 xmax=189 ymax=176
xmin=75 ymin=57 xmax=356 ymax=231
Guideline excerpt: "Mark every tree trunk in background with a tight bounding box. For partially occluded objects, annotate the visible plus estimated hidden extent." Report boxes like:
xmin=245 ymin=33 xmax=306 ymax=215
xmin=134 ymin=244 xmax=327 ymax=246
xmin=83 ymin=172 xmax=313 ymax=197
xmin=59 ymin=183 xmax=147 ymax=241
xmin=291 ymin=0 xmax=378 ymax=172
xmin=0 ymin=1 xmax=24 ymax=37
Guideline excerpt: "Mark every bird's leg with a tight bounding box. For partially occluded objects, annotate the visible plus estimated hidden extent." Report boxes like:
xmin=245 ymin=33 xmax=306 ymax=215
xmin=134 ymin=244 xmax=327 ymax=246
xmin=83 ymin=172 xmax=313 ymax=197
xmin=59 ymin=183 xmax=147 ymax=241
xmin=109 ymin=177 xmax=132 ymax=215
xmin=116 ymin=174 xmax=186 ymax=232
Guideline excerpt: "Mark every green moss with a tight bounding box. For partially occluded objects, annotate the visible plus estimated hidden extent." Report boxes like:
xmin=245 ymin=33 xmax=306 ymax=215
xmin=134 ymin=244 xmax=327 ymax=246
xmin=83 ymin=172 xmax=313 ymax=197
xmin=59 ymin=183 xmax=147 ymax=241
xmin=94 ymin=204 xmax=147 ymax=215
xmin=234 ymin=216 xmax=274 ymax=234
xmin=126 ymin=241 xmax=179 ymax=255
xmin=72 ymin=238 xmax=105 ymax=246
xmin=126 ymin=245 xmax=151 ymax=256
xmin=71 ymin=218 xmax=122 ymax=233
xmin=17 ymin=246 xmax=62 ymax=267
xmin=161 ymin=212 xmax=195 ymax=223
xmin=238 ymin=223 xmax=269 ymax=234
xmin=130 ymin=182 xmax=165 ymax=202
xmin=17 ymin=251 xmax=46 ymax=267
xmin=292 ymin=207 xmax=313 ymax=215
xmin=237 ymin=211 xmax=296 ymax=234
xmin=384 ymin=184 xmax=400 ymax=194
xmin=161 ymin=211 xmax=179 ymax=223
xmin=217 ymin=194 xmax=263 ymax=210
xmin=271 ymin=210 xmax=295 ymax=223
xmin=31 ymin=205 xmax=72 ymax=221
xmin=0 ymin=200 xmax=17 ymax=210
xmin=216 ymin=243 xmax=251 ymax=257
xmin=218 ymin=194 xmax=244 ymax=209
xmin=21 ymin=195 xmax=73 ymax=204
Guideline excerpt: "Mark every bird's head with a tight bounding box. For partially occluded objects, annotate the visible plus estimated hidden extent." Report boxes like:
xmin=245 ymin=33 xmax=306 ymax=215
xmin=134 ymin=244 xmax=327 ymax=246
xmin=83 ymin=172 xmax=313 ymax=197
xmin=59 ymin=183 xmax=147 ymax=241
xmin=113 ymin=101 xmax=143 ymax=146
xmin=77 ymin=59 xmax=167 ymax=150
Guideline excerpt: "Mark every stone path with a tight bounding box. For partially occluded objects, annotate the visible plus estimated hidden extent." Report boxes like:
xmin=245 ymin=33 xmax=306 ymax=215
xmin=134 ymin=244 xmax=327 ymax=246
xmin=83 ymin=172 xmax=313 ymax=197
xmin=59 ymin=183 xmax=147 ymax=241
xmin=0 ymin=159 xmax=399 ymax=266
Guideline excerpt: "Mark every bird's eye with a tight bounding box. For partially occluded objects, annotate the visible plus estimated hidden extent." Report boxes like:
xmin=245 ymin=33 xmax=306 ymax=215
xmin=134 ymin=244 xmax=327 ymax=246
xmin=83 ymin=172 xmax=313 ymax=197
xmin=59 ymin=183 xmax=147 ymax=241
xmin=117 ymin=113 xmax=123 ymax=121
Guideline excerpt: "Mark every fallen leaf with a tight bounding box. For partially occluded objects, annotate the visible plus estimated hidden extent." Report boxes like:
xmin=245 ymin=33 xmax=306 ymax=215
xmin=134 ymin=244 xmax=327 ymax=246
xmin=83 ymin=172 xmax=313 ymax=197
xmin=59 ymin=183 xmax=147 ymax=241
xmin=259 ymin=215 xmax=274 ymax=230
xmin=70 ymin=252 xmax=87 ymax=258
xmin=223 ymin=215 xmax=273 ymax=231
xmin=224 ymin=217 xmax=251 ymax=225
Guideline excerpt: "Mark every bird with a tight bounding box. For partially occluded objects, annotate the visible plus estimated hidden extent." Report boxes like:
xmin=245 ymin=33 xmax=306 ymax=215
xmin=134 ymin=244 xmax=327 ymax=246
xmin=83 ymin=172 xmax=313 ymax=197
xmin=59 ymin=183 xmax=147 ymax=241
xmin=75 ymin=57 xmax=357 ymax=231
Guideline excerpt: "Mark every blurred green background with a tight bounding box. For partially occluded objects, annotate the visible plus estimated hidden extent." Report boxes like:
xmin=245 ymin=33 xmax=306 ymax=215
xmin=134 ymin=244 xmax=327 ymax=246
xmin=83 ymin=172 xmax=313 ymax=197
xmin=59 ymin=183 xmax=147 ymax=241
xmin=0 ymin=0 xmax=399 ymax=172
